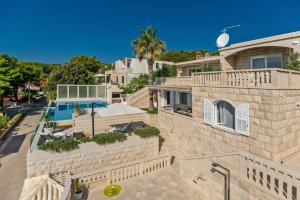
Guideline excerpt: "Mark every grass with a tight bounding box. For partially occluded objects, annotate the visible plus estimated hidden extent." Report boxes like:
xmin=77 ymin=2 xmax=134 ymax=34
xmin=141 ymin=108 xmax=158 ymax=114
xmin=133 ymin=126 xmax=160 ymax=138
xmin=92 ymin=132 xmax=127 ymax=145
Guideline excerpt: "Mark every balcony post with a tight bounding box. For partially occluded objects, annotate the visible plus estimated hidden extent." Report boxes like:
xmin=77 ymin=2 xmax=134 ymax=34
xmin=271 ymin=69 xmax=278 ymax=88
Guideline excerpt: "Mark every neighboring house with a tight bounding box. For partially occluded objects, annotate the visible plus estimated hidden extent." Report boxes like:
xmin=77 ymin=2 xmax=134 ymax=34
xmin=153 ymin=30 xmax=300 ymax=162
xmin=106 ymin=57 xmax=174 ymax=86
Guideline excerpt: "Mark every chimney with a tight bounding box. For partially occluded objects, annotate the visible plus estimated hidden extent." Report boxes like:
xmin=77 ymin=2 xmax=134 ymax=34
xmin=195 ymin=51 xmax=203 ymax=60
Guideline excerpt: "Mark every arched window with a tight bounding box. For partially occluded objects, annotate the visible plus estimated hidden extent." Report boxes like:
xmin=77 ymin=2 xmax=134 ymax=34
xmin=216 ymin=101 xmax=235 ymax=129
xmin=122 ymin=76 xmax=125 ymax=84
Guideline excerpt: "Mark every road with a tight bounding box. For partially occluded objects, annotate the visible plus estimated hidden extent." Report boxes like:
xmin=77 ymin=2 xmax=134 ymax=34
xmin=0 ymin=99 xmax=46 ymax=200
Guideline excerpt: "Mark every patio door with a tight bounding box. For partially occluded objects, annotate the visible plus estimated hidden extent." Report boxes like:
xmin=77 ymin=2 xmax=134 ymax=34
xmin=165 ymin=91 xmax=170 ymax=105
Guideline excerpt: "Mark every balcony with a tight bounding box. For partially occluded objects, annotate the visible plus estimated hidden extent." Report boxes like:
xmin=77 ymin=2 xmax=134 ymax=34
xmin=154 ymin=76 xmax=192 ymax=87
xmin=193 ymin=68 xmax=300 ymax=89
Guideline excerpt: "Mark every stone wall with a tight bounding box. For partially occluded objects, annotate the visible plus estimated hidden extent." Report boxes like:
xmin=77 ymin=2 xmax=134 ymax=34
xmin=27 ymin=135 xmax=159 ymax=178
xmin=180 ymin=153 xmax=282 ymax=200
xmin=159 ymin=87 xmax=300 ymax=162
xmin=223 ymin=46 xmax=290 ymax=70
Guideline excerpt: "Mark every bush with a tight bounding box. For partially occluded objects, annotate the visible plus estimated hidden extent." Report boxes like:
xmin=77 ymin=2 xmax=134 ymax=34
xmin=0 ymin=115 xmax=10 ymax=129
xmin=121 ymin=74 xmax=148 ymax=94
xmin=133 ymin=126 xmax=160 ymax=138
xmin=79 ymin=135 xmax=91 ymax=143
xmin=92 ymin=132 xmax=127 ymax=145
xmin=155 ymin=64 xmax=177 ymax=77
xmin=7 ymin=113 xmax=23 ymax=126
xmin=38 ymin=139 xmax=80 ymax=153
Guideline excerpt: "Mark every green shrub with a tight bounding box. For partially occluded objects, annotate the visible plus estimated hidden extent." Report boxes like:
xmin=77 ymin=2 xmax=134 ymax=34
xmin=121 ymin=74 xmax=148 ymax=94
xmin=133 ymin=126 xmax=160 ymax=138
xmin=38 ymin=139 xmax=80 ymax=153
xmin=7 ymin=113 xmax=23 ymax=126
xmin=92 ymin=132 xmax=127 ymax=145
xmin=0 ymin=115 xmax=10 ymax=129
xmin=79 ymin=135 xmax=91 ymax=143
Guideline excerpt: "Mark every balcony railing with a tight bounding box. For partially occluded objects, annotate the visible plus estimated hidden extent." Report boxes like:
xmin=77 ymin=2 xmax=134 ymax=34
xmin=155 ymin=76 xmax=192 ymax=86
xmin=193 ymin=68 xmax=300 ymax=89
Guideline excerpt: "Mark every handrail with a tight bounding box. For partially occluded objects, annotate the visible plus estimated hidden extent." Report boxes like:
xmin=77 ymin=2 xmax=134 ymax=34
xmin=59 ymin=174 xmax=72 ymax=200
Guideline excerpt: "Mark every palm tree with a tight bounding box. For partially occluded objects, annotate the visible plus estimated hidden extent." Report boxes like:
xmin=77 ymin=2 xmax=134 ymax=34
xmin=133 ymin=27 xmax=166 ymax=110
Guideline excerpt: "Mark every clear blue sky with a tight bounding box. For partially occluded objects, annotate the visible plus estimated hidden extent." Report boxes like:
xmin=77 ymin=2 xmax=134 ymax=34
xmin=1 ymin=0 xmax=300 ymax=64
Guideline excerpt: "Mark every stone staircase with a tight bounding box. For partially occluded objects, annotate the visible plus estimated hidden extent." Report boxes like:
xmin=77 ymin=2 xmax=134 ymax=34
xmin=125 ymin=86 xmax=150 ymax=108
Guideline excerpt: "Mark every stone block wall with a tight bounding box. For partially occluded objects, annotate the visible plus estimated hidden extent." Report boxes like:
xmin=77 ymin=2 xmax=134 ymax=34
xmin=159 ymin=86 xmax=300 ymax=162
xmin=27 ymin=135 xmax=159 ymax=178
xmin=223 ymin=46 xmax=290 ymax=70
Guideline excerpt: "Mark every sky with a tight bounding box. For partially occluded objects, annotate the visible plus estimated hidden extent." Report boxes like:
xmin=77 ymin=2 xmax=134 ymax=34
xmin=1 ymin=0 xmax=300 ymax=64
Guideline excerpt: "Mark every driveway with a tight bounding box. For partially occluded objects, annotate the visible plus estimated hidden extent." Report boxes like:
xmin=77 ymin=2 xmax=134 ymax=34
xmin=0 ymin=100 xmax=46 ymax=200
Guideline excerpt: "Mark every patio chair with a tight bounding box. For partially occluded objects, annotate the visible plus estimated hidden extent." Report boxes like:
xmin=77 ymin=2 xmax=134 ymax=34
xmin=110 ymin=122 xmax=133 ymax=133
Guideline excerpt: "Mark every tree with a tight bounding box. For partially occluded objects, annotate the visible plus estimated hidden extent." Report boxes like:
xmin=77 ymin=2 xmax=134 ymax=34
xmin=133 ymin=27 xmax=166 ymax=110
xmin=46 ymin=62 xmax=94 ymax=99
xmin=284 ymin=51 xmax=300 ymax=71
xmin=70 ymin=55 xmax=111 ymax=74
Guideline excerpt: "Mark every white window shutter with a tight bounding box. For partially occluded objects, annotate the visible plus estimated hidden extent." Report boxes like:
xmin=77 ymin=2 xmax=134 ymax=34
xmin=203 ymin=98 xmax=213 ymax=125
xmin=235 ymin=104 xmax=249 ymax=136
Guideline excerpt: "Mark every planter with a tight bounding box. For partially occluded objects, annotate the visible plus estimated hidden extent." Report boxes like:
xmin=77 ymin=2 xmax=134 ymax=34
xmin=43 ymin=127 xmax=53 ymax=134
xmin=75 ymin=191 xmax=82 ymax=200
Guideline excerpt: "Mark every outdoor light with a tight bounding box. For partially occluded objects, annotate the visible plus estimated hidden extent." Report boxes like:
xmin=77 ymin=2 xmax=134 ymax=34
xmin=91 ymin=102 xmax=107 ymax=137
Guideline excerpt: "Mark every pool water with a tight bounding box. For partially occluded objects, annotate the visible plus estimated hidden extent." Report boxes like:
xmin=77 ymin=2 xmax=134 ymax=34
xmin=48 ymin=101 xmax=108 ymax=121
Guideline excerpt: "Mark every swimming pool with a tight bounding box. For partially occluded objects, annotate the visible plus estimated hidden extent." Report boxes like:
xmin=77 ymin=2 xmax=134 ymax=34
xmin=48 ymin=101 xmax=108 ymax=121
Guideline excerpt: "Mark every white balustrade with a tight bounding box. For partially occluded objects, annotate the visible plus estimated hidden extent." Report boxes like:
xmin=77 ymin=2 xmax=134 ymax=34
xmin=193 ymin=68 xmax=300 ymax=89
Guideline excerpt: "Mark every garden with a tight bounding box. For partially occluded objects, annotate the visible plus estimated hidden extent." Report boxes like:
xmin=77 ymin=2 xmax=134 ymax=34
xmin=38 ymin=125 xmax=160 ymax=153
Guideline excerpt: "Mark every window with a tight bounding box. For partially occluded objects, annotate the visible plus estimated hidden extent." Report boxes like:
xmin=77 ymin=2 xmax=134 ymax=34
xmin=203 ymin=98 xmax=249 ymax=136
xmin=216 ymin=101 xmax=235 ymax=129
xmin=127 ymin=62 xmax=130 ymax=68
xmin=189 ymin=68 xmax=202 ymax=76
xmin=251 ymin=53 xmax=283 ymax=69
xmin=122 ymin=76 xmax=124 ymax=84
xmin=116 ymin=76 xmax=118 ymax=83
xmin=156 ymin=63 xmax=159 ymax=69
xmin=180 ymin=93 xmax=187 ymax=104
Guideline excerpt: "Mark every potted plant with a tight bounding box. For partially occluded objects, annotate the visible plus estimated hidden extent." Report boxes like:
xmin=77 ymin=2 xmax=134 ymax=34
xmin=73 ymin=104 xmax=80 ymax=117
xmin=75 ymin=180 xmax=83 ymax=200
xmin=43 ymin=112 xmax=56 ymax=134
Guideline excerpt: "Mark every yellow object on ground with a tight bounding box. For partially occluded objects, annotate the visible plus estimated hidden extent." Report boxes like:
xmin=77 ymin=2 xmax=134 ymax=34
xmin=103 ymin=184 xmax=121 ymax=197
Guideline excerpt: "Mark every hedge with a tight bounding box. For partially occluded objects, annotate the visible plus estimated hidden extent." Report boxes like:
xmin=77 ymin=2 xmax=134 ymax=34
xmin=92 ymin=132 xmax=127 ymax=145
xmin=38 ymin=139 xmax=80 ymax=153
xmin=133 ymin=126 xmax=160 ymax=138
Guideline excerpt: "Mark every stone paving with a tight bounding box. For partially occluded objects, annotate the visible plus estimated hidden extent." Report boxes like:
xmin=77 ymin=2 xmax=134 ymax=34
xmin=87 ymin=169 xmax=202 ymax=200
xmin=0 ymin=101 xmax=45 ymax=200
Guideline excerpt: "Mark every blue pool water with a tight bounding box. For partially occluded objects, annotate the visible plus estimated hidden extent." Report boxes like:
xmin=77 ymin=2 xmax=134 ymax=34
xmin=48 ymin=101 xmax=108 ymax=121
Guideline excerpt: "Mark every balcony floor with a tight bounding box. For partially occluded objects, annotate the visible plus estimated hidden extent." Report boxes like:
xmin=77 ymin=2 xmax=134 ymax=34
xmin=86 ymin=169 xmax=201 ymax=200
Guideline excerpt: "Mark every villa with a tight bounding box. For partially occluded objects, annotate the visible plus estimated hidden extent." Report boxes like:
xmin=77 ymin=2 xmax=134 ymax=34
xmin=105 ymin=57 xmax=174 ymax=86
xmin=20 ymin=30 xmax=300 ymax=200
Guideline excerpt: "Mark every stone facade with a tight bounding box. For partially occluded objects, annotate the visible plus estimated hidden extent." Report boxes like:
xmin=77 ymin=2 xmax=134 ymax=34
xmin=159 ymin=86 xmax=300 ymax=162
xmin=27 ymin=135 xmax=159 ymax=178
xmin=223 ymin=46 xmax=290 ymax=70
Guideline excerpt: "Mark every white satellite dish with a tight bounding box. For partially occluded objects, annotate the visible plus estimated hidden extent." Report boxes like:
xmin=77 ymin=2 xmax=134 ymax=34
xmin=216 ymin=33 xmax=230 ymax=48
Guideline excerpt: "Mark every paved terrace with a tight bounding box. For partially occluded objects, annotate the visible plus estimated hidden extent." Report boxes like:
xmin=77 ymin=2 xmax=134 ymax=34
xmin=87 ymin=169 xmax=201 ymax=200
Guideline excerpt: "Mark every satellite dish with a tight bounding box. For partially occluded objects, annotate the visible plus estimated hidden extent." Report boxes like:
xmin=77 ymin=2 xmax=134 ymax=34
xmin=216 ymin=33 xmax=230 ymax=48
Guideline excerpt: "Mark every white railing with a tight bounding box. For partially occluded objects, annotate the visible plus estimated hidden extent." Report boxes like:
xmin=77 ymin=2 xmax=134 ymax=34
xmin=155 ymin=76 xmax=192 ymax=86
xmin=21 ymin=176 xmax=64 ymax=200
xmin=73 ymin=154 xmax=170 ymax=184
xmin=240 ymin=151 xmax=300 ymax=200
xmin=59 ymin=174 xmax=72 ymax=200
xmin=193 ymin=68 xmax=300 ymax=89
